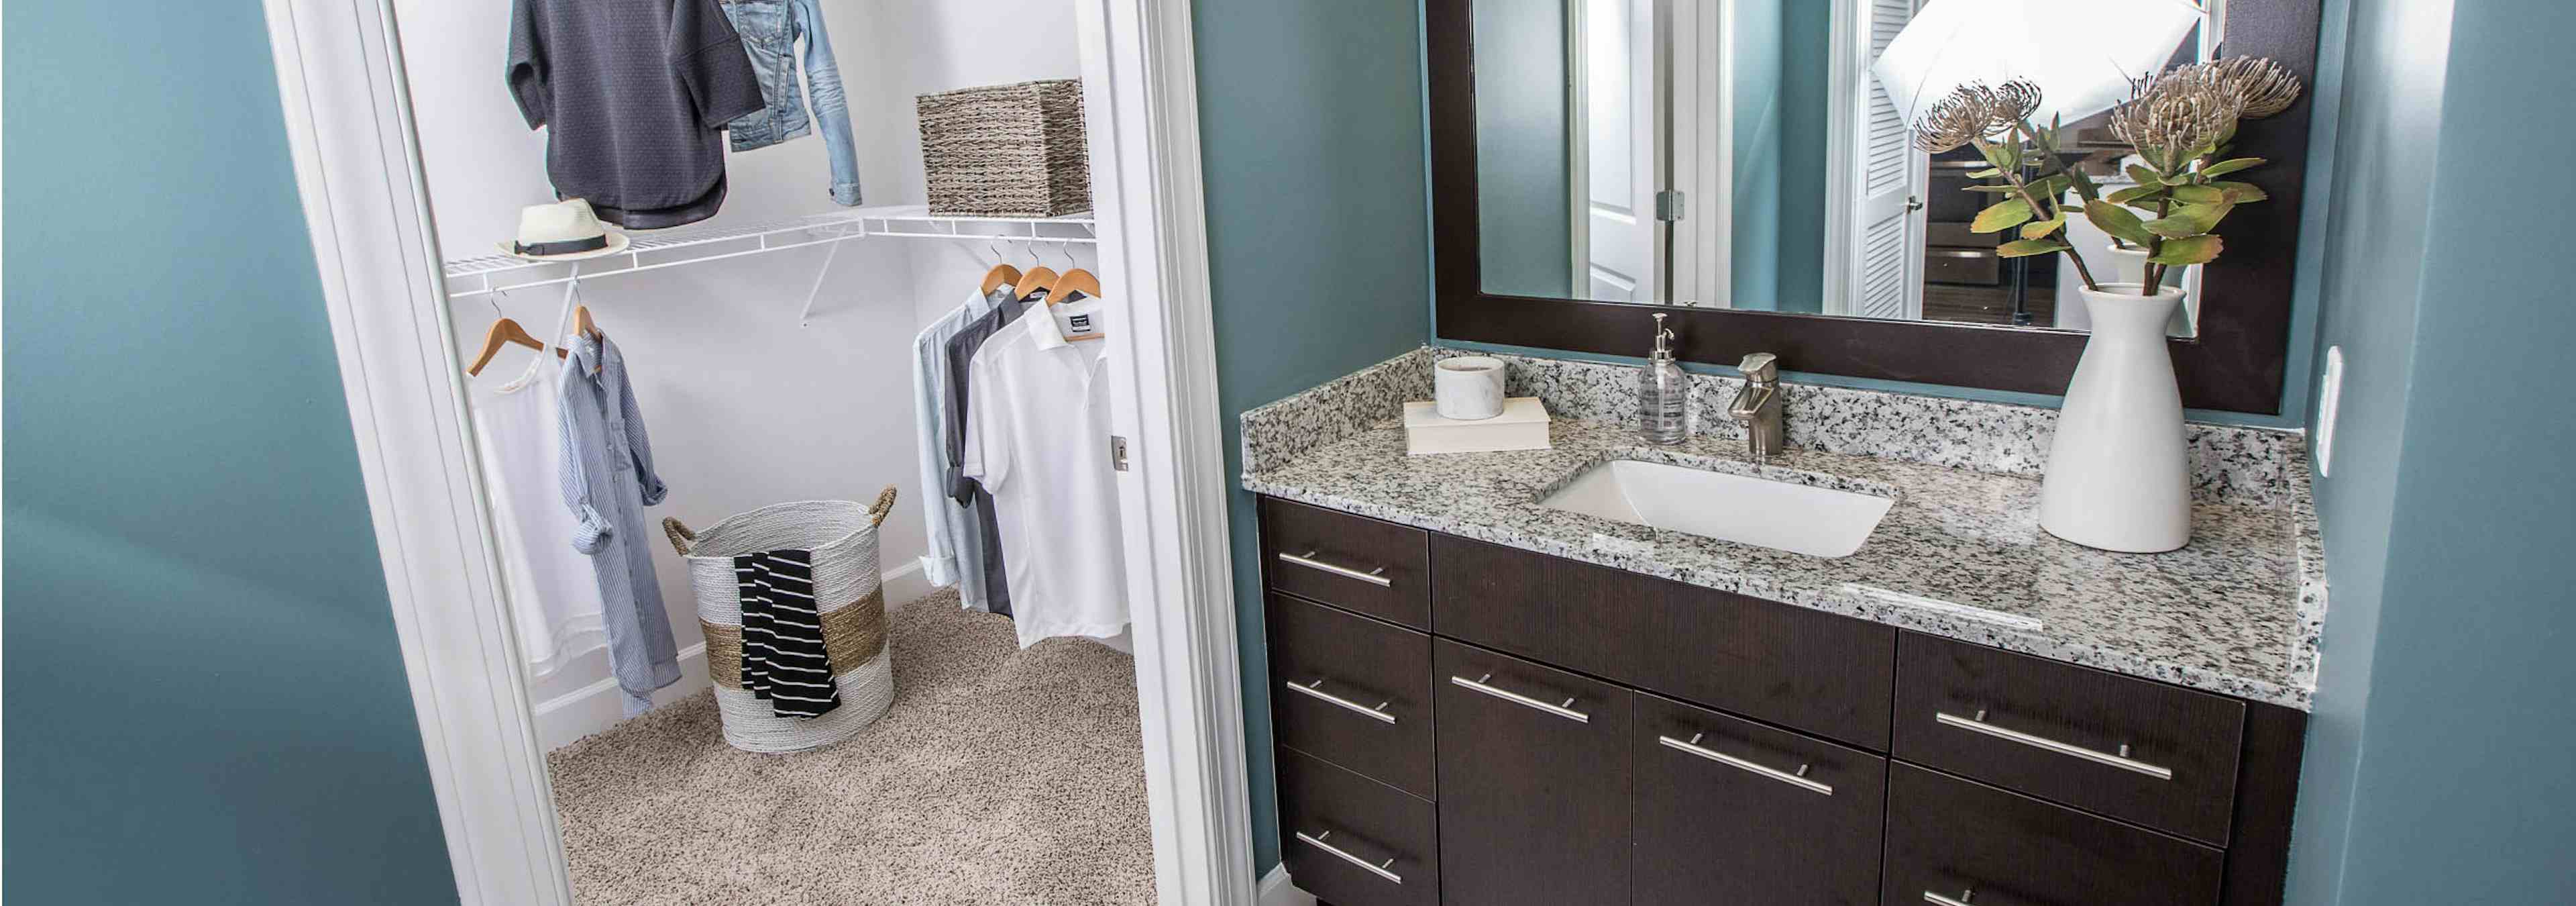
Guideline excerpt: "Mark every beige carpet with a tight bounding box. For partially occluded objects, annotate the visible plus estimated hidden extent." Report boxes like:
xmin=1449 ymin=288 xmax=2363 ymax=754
xmin=546 ymin=589 xmax=1156 ymax=905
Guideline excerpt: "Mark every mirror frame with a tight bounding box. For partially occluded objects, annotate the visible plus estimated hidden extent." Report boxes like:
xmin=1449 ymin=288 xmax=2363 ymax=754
xmin=1428 ymin=0 xmax=2323 ymax=414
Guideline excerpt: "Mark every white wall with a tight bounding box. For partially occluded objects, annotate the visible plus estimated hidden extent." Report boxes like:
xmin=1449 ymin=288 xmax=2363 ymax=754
xmin=394 ymin=0 xmax=1091 ymax=748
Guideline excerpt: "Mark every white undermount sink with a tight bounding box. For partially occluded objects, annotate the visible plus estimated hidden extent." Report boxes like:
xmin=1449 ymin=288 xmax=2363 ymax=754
xmin=1540 ymin=460 xmax=1894 ymax=558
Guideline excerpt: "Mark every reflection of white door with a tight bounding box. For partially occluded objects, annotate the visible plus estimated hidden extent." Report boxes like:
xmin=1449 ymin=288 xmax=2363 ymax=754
xmin=1824 ymin=0 xmax=1925 ymax=319
xmin=1570 ymin=0 xmax=1660 ymax=302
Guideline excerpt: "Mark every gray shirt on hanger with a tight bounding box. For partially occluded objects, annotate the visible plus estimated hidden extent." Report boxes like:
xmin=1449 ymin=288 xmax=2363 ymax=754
xmin=508 ymin=0 xmax=767 ymax=230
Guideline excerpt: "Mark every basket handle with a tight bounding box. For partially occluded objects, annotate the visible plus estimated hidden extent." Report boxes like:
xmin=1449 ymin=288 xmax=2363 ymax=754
xmin=869 ymin=485 xmax=899 ymax=528
xmin=662 ymin=517 xmax=697 ymax=556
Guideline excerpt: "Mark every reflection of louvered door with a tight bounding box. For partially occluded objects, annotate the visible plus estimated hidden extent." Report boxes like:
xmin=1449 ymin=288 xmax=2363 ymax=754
xmin=1851 ymin=0 xmax=1924 ymax=321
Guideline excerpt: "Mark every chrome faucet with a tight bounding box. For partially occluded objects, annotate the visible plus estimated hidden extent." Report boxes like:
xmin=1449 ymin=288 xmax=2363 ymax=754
xmin=1729 ymin=352 xmax=1784 ymax=457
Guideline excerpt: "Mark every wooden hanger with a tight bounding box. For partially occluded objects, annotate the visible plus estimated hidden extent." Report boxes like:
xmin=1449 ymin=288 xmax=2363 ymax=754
xmin=574 ymin=305 xmax=600 ymax=340
xmin=1013 ymin=266 xmax=1059 ymax=301
xmin=1045 ymin=270 xmax=1107 ymax=343
xmin=1049 ymin=268 xmax=1102 ymax=303
xmin=465 ymin=316 xmax=550 ymax=376
xmin=979 ymin=262 xmax=1023 ymax=295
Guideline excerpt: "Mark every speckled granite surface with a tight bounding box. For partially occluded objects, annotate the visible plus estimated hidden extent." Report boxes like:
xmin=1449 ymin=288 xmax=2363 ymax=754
xmin=1240 ymin=348 xmax=2327 ymax=709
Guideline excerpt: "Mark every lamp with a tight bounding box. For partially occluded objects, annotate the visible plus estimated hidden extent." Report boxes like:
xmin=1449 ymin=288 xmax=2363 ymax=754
xmin=1869 ymin=0 xmax=2206 ymax=128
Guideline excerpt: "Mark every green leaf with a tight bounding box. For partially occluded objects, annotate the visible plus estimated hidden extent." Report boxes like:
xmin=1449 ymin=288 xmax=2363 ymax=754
xmin=1996 ymin=238 xmax=2071 ymax=258
xmin=2200 ymin=157 xmax=2265 ymax=178
xmin=2067 ymin=166 xmax=2102 ymax=203
xmin=1970 ymin=197 xmax=2035 ymax=234
xmin=2021 ymin=215 xmax=2067 ymax=240
xmin=2145 ymin=204 xmax=2229 ymax=239
xmin=2148 ymin=234 xmax=2223 ymax=266
xmin=2033 ymin=173 xmax=2074 ymax=199
xmin=1967 ymin=168 xmax=2002 ymax=179
xmin=1979 ymin=140 xmax=2015 ymax=172
xmin=2126 ymin=164 xmax=2165 ymax=187
xmin=2084 ymin=200 xmax=2157 ymax=246
xmin=1962 ymin=185 xmax=2020 ymax=193
xmin=2169 ymin=184 xmax=2230 ymax=204
xmin=2107 ymin=185 xmax=2162 ymax=205
xmin=2210 ymin=180 xmax=2271 ymax=203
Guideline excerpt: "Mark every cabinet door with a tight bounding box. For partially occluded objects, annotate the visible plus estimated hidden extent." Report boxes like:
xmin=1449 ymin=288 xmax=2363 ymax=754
xmin=1884 ymin=763 xmax=2224 ymax=906
xmin=1632 ymin=693 xmax=1887 ymax=905
xmin=1433 ymin=640 xmax=1633 ymax=906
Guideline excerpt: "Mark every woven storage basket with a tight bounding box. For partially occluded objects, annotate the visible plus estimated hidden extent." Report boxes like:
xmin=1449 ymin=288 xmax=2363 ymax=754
xmin=916 ymin=79 xmax=1091 ymax=217
xmin=663 ymin=488 xmax=900 ymax=754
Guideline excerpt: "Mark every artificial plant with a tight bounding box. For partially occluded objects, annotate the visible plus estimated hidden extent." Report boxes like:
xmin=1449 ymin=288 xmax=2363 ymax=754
xmin=1909 ymin=57 xmax=2304 ymax=296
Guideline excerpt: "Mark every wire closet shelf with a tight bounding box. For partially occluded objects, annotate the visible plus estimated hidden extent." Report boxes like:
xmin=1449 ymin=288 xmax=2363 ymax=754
xmin=439 ymin=204 xmax=1098 ymax=300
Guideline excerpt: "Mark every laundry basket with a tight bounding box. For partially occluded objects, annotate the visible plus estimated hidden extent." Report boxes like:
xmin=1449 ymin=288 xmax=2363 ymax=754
xmin=663 ymin=489 xmax=900 ymax=754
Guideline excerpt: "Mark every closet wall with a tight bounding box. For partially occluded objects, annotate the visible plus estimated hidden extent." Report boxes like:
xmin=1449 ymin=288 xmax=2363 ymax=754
xmin=398 ymin=0 xmax=1092 ymax=748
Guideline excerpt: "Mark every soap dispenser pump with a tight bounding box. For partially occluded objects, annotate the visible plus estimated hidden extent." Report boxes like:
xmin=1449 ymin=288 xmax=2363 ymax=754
xmin=1639 ymin=313 xmax=1688 ymax=444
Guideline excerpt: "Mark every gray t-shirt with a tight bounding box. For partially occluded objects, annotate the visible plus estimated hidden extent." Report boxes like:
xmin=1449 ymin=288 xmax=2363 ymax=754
xmin=508 ymin=0 xmax=765 ymax=230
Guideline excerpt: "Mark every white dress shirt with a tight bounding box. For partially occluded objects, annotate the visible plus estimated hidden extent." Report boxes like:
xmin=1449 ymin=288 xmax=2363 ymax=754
xmin=960 ymin=295 xmax=1128 ymax=647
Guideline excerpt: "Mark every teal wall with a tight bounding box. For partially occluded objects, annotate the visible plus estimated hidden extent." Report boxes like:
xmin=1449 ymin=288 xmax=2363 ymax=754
xmin=1 ymin=5 xmax=457 ymax=905
xmin=1194 ymin=0 xmax=1436 ymax=874
xmin=1727 ymin=0 xmax=1786 ymax=308
xmin=2286 ymin=0 xmax=2576 ymax=902
xmin=1474 ymin=0 xmax=1573 ymax=298
xmin=1725 ymin=0 xmax=1831 ymax=313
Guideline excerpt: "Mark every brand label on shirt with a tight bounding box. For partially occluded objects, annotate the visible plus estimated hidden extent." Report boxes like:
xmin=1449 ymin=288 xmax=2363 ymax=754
xmin=1066 ymin=313 xmax=1095 ymax=335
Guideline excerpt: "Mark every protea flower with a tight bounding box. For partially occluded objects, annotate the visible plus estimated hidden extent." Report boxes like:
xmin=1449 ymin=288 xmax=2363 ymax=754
xmin=2190 ymin=56 xmax=2304 ymax=119
xmin=1911 ymin=83 xmax=2005 ymax=153
xmin=2110 ymin=70 xmax=2244 ymax=161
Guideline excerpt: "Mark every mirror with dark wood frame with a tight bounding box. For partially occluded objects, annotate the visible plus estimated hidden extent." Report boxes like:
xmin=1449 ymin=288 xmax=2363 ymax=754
xmin=1429 ymin=0 xmax=2322 ymax=413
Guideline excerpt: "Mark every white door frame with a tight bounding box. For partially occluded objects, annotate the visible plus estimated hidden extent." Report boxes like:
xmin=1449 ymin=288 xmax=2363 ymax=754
xmin=256 ymin=1 xmax=1256 ymax=904
xmin=1667 ymin=0 xmax=1733 ymax=307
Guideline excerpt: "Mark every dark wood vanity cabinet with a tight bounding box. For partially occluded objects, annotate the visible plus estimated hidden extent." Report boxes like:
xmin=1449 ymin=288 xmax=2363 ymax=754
xmin=1256 ymin=496 xmax=2305 ymax=906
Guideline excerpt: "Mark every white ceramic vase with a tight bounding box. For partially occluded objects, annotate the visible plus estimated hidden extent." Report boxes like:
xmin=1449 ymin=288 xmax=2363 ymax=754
xmin=1434 ymin=356 xmax=1507 ymax=420
xmin=2039 ymin=283 xmax=2191 ymax=553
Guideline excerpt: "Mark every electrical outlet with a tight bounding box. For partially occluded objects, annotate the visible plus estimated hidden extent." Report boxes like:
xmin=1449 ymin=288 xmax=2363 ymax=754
xmin=2316 ymin=346 xmax=2345 ymax=477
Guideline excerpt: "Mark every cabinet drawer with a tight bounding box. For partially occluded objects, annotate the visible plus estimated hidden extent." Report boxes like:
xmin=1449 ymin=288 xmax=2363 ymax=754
xmin=1434 ymin=640 xmax=1633 ymax=906
xmin=1894 ymin=633 xmax=2247 ymax=846
xmin=1269 ymin=592 xmax=1436 ymax=799
xmin=1433 ymin=536 xmax=1896 ymax=750
xmin=1885 ymin=764 xmax=2224 ymax=906
xmin=1634 ymin=693 xmax=1888 ymax=906
xmin=1262 ymin=497 xmax=1431 ymax=630
xmin=1281 ymin=748 xmax=1438 ymax=906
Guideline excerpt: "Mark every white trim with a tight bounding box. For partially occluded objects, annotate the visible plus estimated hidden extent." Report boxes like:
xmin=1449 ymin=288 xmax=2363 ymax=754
xmin=262 ymin=1 xmax=1254 ymax=905
xmin=1258 ymin=864 xmax=1318 ymax=906
xmin=1564 ymin=0 xmax=1592 ymax=298
xmin=1666 ymin=0 xmax=1733 ymax=307
xmin=1078 ymin=0 xmax=1259 ymax=903
xmin=1821 ymin=0 xmax=1863 ymax=315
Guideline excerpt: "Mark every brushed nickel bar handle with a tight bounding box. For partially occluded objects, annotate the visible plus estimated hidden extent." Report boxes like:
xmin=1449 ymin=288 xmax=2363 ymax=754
xmin=1450 ymin=673 xmax=1590 ymax=723
xmin=1935 ymin=710 xmax=2175 ymax=781
xmin=1277 ymin=550 xmax=1393 ymax=587
xmin=1283 ymin=678 xmax=1397 ymax=724
xmin=1294 ymin=829 xmax=1403 ymax=885
xmin=1656 ymin=733 xmax=1833 ymax=795
xmin=1923 ymin=890 xmax=1975 ymax=906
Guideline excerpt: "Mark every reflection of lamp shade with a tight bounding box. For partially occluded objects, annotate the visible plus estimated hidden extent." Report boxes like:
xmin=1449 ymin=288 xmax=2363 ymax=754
xmin=1870 ymin=0 xmax=2203 ymax=128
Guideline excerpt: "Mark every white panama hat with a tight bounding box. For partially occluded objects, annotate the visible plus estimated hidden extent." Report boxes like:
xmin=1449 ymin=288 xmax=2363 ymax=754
xmin=498 ymin=198 xmax=632 ymax=261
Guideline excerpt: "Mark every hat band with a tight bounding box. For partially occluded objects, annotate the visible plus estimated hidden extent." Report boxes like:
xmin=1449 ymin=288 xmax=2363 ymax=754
xmin=513 ymin=234 xmax=609 ymax=256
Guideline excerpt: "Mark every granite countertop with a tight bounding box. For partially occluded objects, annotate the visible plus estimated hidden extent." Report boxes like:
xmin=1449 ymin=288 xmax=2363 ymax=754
xmin=1242 ymin=415 xmax=2325 ymax=711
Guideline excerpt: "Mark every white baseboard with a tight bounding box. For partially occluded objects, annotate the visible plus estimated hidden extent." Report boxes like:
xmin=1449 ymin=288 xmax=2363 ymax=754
xmin=533 ymin=561 xmax=932 ymax=751
xmin=1258 ymin=864 xmax=1315 ymax=906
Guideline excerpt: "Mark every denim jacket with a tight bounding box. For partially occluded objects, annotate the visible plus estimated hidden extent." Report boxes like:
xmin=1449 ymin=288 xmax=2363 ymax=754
xmin=720 ymin=0 xmax=862 ymax=206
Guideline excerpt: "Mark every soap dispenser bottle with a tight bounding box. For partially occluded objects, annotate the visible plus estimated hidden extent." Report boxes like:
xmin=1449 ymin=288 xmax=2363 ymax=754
xmin=1639 ymin=313 xmax=1688 ymax=444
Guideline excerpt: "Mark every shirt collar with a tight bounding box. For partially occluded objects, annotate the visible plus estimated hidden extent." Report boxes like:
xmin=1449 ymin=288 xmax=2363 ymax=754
xmin=568 ymin=332 xmax=609 ymax=381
